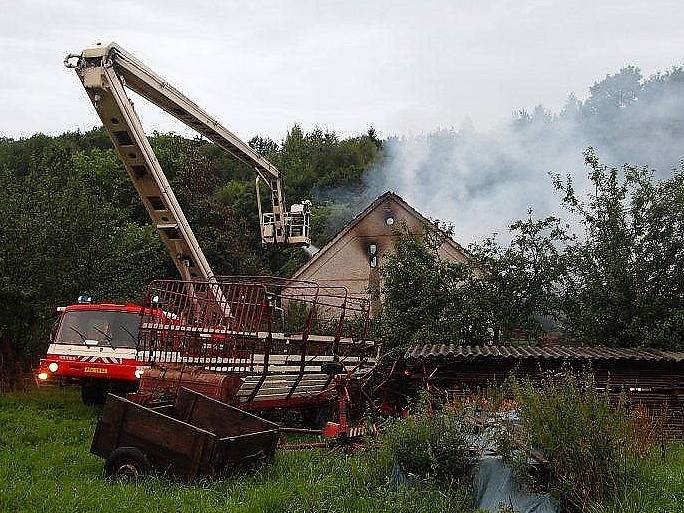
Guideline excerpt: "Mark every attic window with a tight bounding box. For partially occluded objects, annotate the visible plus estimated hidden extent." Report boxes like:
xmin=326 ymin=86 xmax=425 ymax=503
xmin=385 ymin=216 xmax=395 ymax=226
xmin=370 ymin=255 xmax=378 ymax=268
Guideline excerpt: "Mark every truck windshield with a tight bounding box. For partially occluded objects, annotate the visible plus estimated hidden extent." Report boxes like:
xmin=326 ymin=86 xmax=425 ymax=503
xmin=54 ymin=310 xmax=139 ymax=348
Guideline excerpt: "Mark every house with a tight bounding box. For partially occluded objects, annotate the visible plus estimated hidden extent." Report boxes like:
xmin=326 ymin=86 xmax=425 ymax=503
xmin=287 ymin=191 xmax=470 ymax=317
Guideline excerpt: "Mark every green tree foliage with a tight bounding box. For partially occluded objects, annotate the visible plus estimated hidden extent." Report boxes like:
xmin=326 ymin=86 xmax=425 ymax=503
xmin=273 ymin=124 xmax=380 ymax=201
xmin=464 ymin=214 xmax=569 ymax=344
xmin=380 ymin=150 xmax=684 ymax=350
xmin=379 ymin=224 xmax=478 ymax=347
xmin=0 ymin=134 xmax=167 ymax=359
xmin=379 ymin=219 xmax=561 ymax=348
xmin=553 ymin=149 xmax=684 ymax=349
xmin=0 ymin=126 xmax=381 ymax=362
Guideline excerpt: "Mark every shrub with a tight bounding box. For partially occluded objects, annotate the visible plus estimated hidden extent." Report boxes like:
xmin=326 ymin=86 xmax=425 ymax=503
xmin=379 ymin=398 xmax=479 ymax=488
xmin=500 ymin=371 xmax=651 ymax=512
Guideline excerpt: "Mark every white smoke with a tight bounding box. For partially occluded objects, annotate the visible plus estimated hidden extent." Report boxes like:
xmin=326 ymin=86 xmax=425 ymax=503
xmin=343 ymin=66 xmax=684 ymax=245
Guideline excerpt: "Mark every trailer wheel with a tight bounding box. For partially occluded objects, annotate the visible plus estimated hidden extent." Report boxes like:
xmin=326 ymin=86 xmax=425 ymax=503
xmin=81 ymin=381 xmax=107 ymax=406
xmin=105 ymin=447 xmax=151 ymax=481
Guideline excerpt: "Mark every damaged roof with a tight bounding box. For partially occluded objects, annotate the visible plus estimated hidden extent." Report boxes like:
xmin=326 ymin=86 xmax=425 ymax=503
xmin=291 ymin=190 xmax=469 ymax=280
xmin=405 ymin=344 xmax=684 ymax=362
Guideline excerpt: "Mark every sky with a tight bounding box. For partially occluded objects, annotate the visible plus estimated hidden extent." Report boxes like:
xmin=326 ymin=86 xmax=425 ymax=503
xmin=1 ymin=0 xmax=683 ymax=143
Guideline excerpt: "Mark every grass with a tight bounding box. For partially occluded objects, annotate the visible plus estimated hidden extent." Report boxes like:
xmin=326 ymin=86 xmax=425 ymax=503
xmin=587 ymin=444 xmax=684 ymax=513
xmin=0 ymin=389 xmax=466 ymax=513
xmin=0 ymin=388 xmax=681 ymax=513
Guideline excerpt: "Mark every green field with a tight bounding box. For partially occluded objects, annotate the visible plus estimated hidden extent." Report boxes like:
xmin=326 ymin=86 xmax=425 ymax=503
xmin=0 ymin=389 xmax=467 ymax=513
xmin=0 ymin=389 xmax=682 ymax=513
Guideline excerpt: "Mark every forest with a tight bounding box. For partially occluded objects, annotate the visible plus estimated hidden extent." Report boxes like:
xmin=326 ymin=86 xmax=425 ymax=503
xmin=1 ymin=64 xmax=683 ymax=362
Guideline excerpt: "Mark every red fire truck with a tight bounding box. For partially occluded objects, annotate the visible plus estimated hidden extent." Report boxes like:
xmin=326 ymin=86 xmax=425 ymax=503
xmin=36 ymin=300 xmax=148 ymax=404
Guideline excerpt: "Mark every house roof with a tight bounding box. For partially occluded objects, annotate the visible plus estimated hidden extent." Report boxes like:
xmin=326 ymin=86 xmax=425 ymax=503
xmin=292 ymin=191 xmax=469 ymax=279
xmin=405 ymin=344 xmax=684 ymax=363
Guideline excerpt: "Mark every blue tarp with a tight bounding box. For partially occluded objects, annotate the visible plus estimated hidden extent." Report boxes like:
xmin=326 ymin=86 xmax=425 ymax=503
xmin=473 ymin=453 xmax=558 ymax=513
xmin=389 ymin=419 xmax=559 ymax=513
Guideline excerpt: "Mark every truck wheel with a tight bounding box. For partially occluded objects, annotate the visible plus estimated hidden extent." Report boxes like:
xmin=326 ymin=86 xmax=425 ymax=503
xmin=81 ymin=381 xmax=107 ymax=406
xmin=105 ymin=447 xmax=151 ymax=481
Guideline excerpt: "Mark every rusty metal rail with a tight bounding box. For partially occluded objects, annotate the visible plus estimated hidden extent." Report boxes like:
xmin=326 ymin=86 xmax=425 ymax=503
xmin=137 ymin=277 xmax=372 ymax=371
xmin=134 ymin=277 xmax=375 ymax=411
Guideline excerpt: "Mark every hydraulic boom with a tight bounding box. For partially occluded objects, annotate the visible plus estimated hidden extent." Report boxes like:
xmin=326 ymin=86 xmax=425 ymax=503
xmin=65 ymin=42 xmax=310 ymax=282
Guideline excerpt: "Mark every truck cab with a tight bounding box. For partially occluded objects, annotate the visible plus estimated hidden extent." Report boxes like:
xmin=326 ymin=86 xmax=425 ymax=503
xmin=36 ymin=302 xmax=148 ymax=405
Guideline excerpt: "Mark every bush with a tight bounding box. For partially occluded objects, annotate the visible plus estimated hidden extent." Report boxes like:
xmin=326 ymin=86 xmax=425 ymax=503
xmin=500 ymin=371 xmax=651 ymax=512
xmin=379 ymin=398 xmax=479 ymax=489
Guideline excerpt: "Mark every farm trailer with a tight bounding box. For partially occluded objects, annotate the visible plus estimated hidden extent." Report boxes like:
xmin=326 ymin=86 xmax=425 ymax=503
xmin=92 ymin=387 xmax=279 ymax=479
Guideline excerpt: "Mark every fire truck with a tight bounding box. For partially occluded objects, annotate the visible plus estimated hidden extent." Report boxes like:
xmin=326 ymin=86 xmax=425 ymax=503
xmin=38 ymin=301 xmax=155 ymax=404
xmin=36 ymin=42 xmax=311 ymax=404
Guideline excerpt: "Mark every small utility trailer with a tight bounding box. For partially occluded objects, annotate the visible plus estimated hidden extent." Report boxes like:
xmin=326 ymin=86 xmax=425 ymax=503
xmin=91 ymin=387 xmax=279 ymax=480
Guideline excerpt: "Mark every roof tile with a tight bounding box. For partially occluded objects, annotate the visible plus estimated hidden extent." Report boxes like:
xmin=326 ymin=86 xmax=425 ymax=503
xmin=404 ymin=344 xmax=684 ymax=362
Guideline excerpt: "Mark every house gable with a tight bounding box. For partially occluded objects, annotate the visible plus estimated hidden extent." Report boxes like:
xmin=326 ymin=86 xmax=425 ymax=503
xmin=291 ymin=192 xmax=469 ymax=303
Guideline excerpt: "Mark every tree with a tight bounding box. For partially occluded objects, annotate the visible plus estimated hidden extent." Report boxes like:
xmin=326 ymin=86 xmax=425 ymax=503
xmin=553 ymin=149 xmax=684 ymax=349
xmin=0 ymin=139 xmax=167 ymax=360
xmin=379 ymin=223 xmax=487 ymax=348
xmin=465 ymin=213 xmax=569 ymax=344
xmin=379 ymin=217 xmax=566 ymax=349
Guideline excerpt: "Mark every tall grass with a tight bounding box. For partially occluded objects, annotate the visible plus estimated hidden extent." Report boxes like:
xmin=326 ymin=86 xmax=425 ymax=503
xmin=0 ymin=389 xmax=465 ymax=513
xmin=1 ymin=386 xmax=680 ymax=512
xmin=587 ymin=443 xmax=684 ymax=513
xmin=500 ymin=371 xmax=657 ymax=512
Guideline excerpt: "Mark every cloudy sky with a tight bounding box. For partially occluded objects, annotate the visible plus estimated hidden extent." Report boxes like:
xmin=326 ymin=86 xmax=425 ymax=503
xmin=1 ymin=0 xmax=682 ymax=141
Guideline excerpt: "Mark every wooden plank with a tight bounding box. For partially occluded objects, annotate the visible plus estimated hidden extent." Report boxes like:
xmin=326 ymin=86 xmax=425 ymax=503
xmin=176 ymin=389 xmax=278 ymax=438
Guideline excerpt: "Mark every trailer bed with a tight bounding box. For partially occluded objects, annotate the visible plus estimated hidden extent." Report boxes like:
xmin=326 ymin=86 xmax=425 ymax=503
xmin=91 ymin=387 xmax=279 ymax=480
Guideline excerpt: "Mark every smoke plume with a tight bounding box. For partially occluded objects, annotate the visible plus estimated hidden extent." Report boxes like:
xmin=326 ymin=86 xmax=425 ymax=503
xmin=329 ymin=65 xmax=684 ymax=244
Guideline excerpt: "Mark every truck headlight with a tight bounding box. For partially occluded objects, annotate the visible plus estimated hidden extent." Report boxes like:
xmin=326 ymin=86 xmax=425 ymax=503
xmin=38 ymin=372 xmax=49 ymax=381
xmin=48 ymin=362 xmax=59 ymax=373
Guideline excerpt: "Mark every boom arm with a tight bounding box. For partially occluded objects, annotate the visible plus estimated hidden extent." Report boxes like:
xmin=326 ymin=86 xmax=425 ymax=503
xmin=66 ymin=42 xmax=310 ymax=281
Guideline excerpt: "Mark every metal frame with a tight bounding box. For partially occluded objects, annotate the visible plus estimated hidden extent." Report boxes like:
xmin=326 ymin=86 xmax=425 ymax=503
xmin=65 ymin=42 xmax=310 ymax=283
xmin=134 ymin=277 xmax=374 ymax=410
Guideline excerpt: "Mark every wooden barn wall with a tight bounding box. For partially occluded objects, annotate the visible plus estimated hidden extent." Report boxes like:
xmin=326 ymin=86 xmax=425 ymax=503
xmin=398 ymin=358 xmax=684 ymax=437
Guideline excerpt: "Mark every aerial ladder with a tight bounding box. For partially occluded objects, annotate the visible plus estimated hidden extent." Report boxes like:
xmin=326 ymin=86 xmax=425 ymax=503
xmin=65 ymin=42 xmax=311 ymax=283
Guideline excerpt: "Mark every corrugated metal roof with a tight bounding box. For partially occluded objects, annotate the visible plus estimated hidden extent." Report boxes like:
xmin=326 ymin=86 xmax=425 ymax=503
xmin=404 ymin=344 xmax=684 ymax=362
